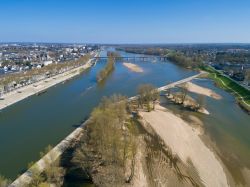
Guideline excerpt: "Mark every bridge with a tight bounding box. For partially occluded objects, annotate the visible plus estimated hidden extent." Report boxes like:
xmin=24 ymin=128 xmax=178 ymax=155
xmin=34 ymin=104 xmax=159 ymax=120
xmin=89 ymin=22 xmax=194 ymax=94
xmin=94 ymin=56 xmax=168 ymax=62
xmin=129 ymin=72 xmax=205 ymax=101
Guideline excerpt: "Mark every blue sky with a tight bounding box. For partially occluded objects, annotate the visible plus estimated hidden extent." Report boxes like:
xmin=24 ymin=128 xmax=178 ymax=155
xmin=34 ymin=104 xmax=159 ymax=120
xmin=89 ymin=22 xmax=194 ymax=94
xmin=0 ymin=0 xmax=250 ymax=43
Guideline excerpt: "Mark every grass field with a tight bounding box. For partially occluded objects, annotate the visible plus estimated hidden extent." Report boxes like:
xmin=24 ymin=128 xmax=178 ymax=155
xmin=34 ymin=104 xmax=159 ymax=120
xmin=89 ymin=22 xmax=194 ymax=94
xmin=203 ymin=66 xmax=250 ymax=111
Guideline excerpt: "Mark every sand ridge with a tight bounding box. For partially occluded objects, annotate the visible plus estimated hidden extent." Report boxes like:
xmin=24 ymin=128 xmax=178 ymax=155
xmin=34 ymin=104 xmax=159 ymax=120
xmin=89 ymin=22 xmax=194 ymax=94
xmin=123 ymin=62 xmax=144 ymax=73
xmin=140 ymin=104 xmax=229 ymax=187
xmin=185 ymin=82 xmax=222 ymax=100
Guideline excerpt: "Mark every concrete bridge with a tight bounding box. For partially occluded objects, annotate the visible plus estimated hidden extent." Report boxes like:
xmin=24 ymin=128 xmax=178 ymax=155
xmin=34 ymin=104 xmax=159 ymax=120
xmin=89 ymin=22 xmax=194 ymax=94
xmin=129 ymin=72 xmax=205 ymax=101
xmin=94 ymin=56 xmax=168 ymax=62
xmin=10 ymin=72 xmax=204 ymax=187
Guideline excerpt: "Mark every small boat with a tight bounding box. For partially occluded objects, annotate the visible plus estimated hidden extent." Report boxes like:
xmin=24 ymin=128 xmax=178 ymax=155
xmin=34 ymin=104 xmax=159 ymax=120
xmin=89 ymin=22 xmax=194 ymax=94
xmin=36 ymin=90 xmax=47 ymax=96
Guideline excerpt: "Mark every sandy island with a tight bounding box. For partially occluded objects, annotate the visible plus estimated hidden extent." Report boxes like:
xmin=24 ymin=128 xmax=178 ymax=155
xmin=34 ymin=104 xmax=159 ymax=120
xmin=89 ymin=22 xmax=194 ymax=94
xmin=123 ymin=62 xmax=143 ymax=73
xmin=185 ymin=82 xmax=222 ymax=100
xmin=140 ymin=104 xmax=229 ymax=187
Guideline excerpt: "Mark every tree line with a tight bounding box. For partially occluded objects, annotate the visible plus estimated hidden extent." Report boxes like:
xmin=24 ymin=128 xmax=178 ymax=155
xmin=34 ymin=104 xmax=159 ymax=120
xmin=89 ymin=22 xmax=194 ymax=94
xmin=167 ymin=52 xmax=204 ymax=69
xmin=96 ymin=56 xmax=115 ymax=82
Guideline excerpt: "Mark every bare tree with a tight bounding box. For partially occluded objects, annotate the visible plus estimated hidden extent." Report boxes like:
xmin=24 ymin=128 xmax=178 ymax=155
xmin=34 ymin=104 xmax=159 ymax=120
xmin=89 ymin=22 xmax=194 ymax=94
xmin=40 ymin=146 xmax=65 ymax=186
xmin=0 ymin=175 xmax=11 ymax=187
xmin=28 ymin=163 xmax=44 ymax=187
xmin=179 ymin=83 xmax=189 ymax=104
xmin=137 ymin=84 xmax=159 ymax=111
xmin=72 ymin=94 xmax=139 ymax=186
xmin=197 ymin=95 xmax=206 ymax=110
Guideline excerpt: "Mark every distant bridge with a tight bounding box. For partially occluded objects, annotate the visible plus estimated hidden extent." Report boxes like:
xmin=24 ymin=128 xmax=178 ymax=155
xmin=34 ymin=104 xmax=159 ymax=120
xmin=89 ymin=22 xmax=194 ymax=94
xmin=93 ymin=56 xmax=168 ymax=62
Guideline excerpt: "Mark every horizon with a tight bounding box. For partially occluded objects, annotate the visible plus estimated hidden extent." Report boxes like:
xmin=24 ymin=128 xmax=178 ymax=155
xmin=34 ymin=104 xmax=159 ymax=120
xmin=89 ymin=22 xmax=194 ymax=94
xmin=2 ymin=42 xmax=250 ymax=45
xmin=1 ymin=0 xmax=250 ymax=43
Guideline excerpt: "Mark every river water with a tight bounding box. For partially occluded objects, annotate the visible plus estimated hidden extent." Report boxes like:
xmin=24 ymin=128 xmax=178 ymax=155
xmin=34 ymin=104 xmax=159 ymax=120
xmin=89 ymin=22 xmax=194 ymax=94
xmin=0 ymin=49 xmax=250 ymax=184
xmin=0 ymin=49 xmax=196 ymax=179
xmin=163 ymin=77 xmax=250 ymax=184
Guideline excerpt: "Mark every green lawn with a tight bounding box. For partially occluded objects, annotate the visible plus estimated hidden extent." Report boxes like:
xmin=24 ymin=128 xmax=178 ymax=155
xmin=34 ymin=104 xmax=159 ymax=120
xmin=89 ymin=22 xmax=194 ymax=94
xmin=203 ymin=66 xmax=250 ymax=108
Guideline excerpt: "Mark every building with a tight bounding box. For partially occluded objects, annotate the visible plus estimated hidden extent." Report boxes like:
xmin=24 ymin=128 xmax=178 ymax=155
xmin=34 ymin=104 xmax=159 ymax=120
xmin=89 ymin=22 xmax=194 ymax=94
xmin=43 ymin=60 xmax=53 ymax=66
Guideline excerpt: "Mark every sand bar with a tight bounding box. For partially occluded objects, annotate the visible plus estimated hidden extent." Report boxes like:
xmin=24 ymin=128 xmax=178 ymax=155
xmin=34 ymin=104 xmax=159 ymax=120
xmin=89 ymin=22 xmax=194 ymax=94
xmin=140 ymin=104 xmax=229 ymax=187
xmin=185 ymin=82 xmax=221 ymax=99
xmin=123 ymin=62 xmax=143 ymax=73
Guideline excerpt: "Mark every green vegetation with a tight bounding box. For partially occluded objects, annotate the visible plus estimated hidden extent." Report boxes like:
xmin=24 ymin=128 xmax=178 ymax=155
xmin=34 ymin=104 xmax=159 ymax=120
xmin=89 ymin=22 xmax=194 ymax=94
xmin=96 ymin=56 xmax=115 ymax=82
xmin=204 ymin=66 xmax=250 ymax=112
xmin=118 ymin=47 xmax=206 ymax=70
xmin=167 ymin=52 xmax=204 ymax=69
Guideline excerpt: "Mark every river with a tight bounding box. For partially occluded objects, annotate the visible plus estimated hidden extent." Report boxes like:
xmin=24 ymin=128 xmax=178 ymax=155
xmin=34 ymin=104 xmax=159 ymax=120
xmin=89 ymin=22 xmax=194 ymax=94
xmin=0 ymin=49 xmax=196 ymax=179
xmin=1 ymin=49 xmax=250 ymax=185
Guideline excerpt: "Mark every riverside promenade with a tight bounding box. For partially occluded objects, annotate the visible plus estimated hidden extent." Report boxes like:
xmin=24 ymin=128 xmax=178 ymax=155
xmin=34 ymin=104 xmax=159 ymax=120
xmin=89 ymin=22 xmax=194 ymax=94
xmin=0 ymin=59 xmax=95 ymax=111
xmin=10 ymin=72 xmax=204 ymax=187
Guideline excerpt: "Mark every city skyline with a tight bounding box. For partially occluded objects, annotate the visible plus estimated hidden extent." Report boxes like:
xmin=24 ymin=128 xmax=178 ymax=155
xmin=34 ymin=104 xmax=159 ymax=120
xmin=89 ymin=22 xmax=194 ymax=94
xmin=1 ymin=0 xmax=250 ymax=43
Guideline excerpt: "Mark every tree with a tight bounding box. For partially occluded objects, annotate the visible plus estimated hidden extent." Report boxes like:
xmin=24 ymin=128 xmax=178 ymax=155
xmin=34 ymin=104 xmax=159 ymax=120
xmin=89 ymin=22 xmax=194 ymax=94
xmin=97 ymin=56 xmax=115 ymax=82
xmin=137 ymin=84 xmax=158 ymax=111
xmin=72 ymin=95 xmax=138 ymax=186
xmin=197 ymin=94 xmax=206 ymax=109
xmin=28 ymin=163 xmax=44 ymax=187
xmin=179 ymin=83 xmax=189 ymax=104
xmin=41 ymin=146 xmax=65 ymax=186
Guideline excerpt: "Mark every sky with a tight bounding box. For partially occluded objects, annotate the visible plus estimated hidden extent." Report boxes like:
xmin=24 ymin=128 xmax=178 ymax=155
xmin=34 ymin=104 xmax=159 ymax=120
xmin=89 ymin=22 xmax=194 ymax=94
xmin=0 ymin=0 xmax=250 ymax=44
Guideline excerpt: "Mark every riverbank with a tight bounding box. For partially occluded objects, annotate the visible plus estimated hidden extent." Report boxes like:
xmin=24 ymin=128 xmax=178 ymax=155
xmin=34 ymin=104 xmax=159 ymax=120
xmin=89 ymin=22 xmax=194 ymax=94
xmin=10 ymin=119 xmax=89 ymax=187
xmin=123 ymin=62 xmax=143 ymax=73
xmin=0 ymin=60 xmax=94 ymax=111
xmin=139 ymin=104 xmax=229 ymax=187
xmin=204 ymin=66 xmax=250 ymax=113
